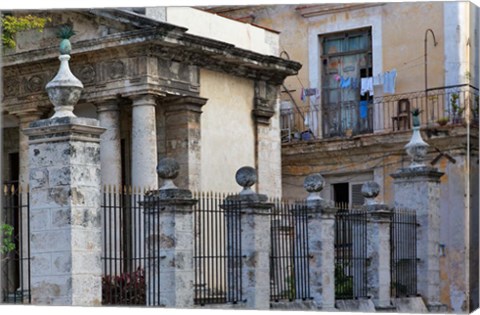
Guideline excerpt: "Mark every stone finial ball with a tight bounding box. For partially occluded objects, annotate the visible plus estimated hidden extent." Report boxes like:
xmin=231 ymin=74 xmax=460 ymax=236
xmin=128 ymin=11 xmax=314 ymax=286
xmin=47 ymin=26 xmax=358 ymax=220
xmin=303 ymin=173 xmax=325 ymax=193
xmin=235 ymin=166 xmax=257 ymax=188
xmin=157 ymin=158 xmax=180 ymax=180
xmin=361 ymin=181 xmax=380 ymax=198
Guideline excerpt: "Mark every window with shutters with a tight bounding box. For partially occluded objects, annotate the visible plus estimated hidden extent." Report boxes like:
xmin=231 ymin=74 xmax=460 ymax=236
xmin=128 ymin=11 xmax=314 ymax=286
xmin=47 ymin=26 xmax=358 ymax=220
xmin=326 ymin=173 xmax=372 ymax=208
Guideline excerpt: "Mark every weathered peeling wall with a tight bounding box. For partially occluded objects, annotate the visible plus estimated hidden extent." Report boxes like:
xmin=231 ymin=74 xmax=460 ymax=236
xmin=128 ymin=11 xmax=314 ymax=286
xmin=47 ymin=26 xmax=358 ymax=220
xmin=199 ymin=69 xmax=256 ymax=193
xmin=469 ymin=156 xmax=479 ymax=311
xmin=382 ymin=2 xmax=445 ymax=93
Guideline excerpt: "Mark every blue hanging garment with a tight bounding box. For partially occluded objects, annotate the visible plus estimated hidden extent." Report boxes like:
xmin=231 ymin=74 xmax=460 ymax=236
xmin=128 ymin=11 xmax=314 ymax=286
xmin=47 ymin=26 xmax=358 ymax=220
xmin=359 ymin=100 xmax=369 ymax=119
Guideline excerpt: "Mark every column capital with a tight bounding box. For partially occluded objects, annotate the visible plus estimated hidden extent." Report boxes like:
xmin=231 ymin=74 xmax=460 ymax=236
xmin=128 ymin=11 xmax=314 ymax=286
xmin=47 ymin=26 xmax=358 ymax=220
xmin=94 ymin=98 xmax=120 ymax=113
xmin=15 ymin=111 xmax=44 ymax=126
xmin=390 ymin=166 xmax=444 ymax=183
xmin=163 ymin=96 xmax=208 ymax=113
xmin=130 ymin=93 xmax=159 ymax=106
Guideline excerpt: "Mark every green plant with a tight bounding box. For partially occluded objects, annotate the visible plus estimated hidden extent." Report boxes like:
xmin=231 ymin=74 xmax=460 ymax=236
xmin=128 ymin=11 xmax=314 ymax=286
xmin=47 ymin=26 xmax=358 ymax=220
xmin=437 ymin=117 xmax=449 ymax=126
xmin=411 ymin=108 xmax=422 ymax=116
xmin=335 ymin=264 xmax=353 ymax=298
xmin=1 ymin=14 xmax=50 ymax=49
xmin=1 ymin=223 xmax=15 ymax=255
xmin=450 ymin=93 xmax=463 ymax=115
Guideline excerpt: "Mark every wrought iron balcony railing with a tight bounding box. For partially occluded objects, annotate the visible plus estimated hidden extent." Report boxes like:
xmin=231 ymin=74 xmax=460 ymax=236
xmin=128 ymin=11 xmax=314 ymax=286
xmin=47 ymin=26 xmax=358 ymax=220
xmin=280 ymin=84 xmax=479 ymax=142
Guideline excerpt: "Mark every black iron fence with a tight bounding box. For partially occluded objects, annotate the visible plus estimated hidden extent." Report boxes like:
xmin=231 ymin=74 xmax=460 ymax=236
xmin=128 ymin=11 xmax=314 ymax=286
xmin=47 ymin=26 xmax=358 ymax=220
xmin=281 ymin=84 xmax=479 ymax=142
xmin=334 ymin=206 xmax=368 ymax=300
xmin=269 ymin=199 xmax=311 ymax=302
xmin=193 ymin=192 xmax=242 ymax=305
xmin=390 ymin=209 xmax=418 ymax=298
xmin=1 ymin=184 xmax=31 ymax=304
xmin=101 ymin=186 xmax=147 ymax=305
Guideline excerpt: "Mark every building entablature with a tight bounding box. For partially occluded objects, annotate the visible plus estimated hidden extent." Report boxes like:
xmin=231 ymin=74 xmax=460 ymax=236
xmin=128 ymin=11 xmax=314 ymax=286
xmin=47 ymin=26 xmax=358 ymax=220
xmin=2 ymin=9 xmax=301 ymax=119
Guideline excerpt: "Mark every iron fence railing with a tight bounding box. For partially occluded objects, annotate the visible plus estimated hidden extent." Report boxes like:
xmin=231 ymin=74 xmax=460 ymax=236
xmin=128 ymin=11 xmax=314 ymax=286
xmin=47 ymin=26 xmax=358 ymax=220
xmin=334 ymin=206 xmax=368 ymax=300
xmin=1 ymin=184 xmax=31 ymax=304
xmin=390 ymin=209 xmax=418 ymax=298
xmin=193 ymin=192 xmax=242 ymax=306
xmin=281 ymin=84 xmax=479 ymax=142
xmin=101 ymin=186 xmax=147 ymax=306
xmin=269 ymin=199 xmax=311 ymax=302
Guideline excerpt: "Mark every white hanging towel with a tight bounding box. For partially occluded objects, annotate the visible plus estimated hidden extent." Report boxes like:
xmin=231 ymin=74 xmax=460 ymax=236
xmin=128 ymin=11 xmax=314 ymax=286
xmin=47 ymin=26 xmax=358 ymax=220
xmin=361 ymin=77 xmax=374 ymax=96
xmin=383 ymin=69 xmax=397 ymax=94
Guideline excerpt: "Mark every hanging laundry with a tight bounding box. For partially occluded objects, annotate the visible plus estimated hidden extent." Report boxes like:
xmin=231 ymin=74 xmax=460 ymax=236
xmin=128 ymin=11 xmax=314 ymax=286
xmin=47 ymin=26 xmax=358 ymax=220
xmin=334 ymin=74 xmax=341 ymax=82
xmin=351 ymin=78 xmax=359 ymax=89
xmin=361 ymin=77 xmax=374 ymax=96
xmin=340 ymin=76 xmax=352 ymax=89
xmin=383 ymin=69 xmax=397 ymax=94
xmin=359 ymin=100 xmax=369 ymax=119
xmin=304 ymin=88 xmax=317 ymax=96
xmin=300 ymin=88 xmax=305 ymax=101
xmin=373 ymin=73 xmax=383 ymax=86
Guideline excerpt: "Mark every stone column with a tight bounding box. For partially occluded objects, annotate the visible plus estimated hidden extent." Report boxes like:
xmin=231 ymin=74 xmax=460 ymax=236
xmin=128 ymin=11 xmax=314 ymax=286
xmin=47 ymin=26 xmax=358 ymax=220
xmin=362 ymin=181 xmax=393 ymax=309
xmin=95 ymin=99 xmax=122 ymax=272
xmin=96 ymin=99 xmax=122 ymax=187
xmin=226 ymin=167 xmax=272 ymax=310
xmin=163 ymin=96 xmax=207 ymax=191
xmin=16 ymin=111 xmax=43 ymax=296
xmin=18 ymin=112 xmax=43 ymax=189
xmin=131 ymin=94 xmax=158 ymax=190
xmin=303 ymin=173 xmax=337 ymax=310
xmin=142 ymin=158 xmax=196 ymax=307
xmin=390 ymin=116 xmax=445 ymax=311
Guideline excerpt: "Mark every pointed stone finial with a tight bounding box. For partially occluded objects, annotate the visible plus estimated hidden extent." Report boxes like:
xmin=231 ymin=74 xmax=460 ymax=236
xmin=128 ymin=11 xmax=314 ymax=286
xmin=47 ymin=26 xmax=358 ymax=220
xmin=304 ymin=173 xmax=325 ymax=201
xmin=46 ymin=25 xmax=83 ymax=118
xmin=405 ymin=109 xmax=429 ymax=168
xmin=361 ymin=181 xmax=380 ymax=206
xmin=157 ymin=158 xmax=179 ymax=190
xmin=235 ymin=166 xmax=257 ymax=195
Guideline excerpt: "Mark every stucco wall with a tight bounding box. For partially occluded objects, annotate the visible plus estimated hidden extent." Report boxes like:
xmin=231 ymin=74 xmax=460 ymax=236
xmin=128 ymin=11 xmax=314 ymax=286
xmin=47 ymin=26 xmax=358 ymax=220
xmin=165 ymin=7 xmax=279 ymax=56
xmin=199 ymin=68 xmax=256 ymax=193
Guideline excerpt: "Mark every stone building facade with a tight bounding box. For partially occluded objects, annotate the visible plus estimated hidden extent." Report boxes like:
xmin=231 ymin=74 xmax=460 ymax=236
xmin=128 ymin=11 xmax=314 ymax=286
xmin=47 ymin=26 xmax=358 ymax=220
xmin=202 ymin=2 xmax=479 ymax=313
xmin=1 ymin=8 xmax=301 ymax=197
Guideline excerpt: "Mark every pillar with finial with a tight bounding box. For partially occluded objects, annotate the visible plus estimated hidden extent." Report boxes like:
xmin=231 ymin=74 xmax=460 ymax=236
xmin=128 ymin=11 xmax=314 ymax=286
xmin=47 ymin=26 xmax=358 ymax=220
xmin=302 ymin=173 xmax=337 ymax=310
xmin=390 ymin=109 xmax=446 ymax=311
xmin=361 ymin=181 xmax=394 ymax=310
xmin=226 ymin=166 xmax=273 ymax=310
xmin=142 ymin=157 xmax=197 ymax=307
xmin=23 ymin=25 xmax=105 ymax=306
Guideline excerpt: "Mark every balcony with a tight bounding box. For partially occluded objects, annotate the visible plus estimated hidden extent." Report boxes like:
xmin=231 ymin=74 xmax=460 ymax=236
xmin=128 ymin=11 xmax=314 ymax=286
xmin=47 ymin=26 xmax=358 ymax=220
xmin=280 ymin=84 xmax=479 ymax=143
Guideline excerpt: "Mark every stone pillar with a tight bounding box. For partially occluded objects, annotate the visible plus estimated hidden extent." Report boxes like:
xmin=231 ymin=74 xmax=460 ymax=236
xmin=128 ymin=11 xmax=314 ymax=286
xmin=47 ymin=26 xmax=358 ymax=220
xmin=131 ymin=94 xmax=158 ymax=190
xmin=23 ymin=29 xmax=105 ymax=305
xmin=252 ymin=81 xmax=281 ymax=197
xmin=226 ymin=166 xmax=272 ymax=310
xmin=390 ymin=116 xmax=445 ymax=311
xmin=96 ymin=99 xmax=122 ymax=187
xmin=362 ymin=181 xmax=393 ymax=309
xmin=142 ymin=158 xmax=196 ymax=307
xmin=163 ymin=96 xmax=207 ymax=191
xmin=25 ymin=117 xmax=104 ymax=305
xmin=303 ymin=173 xmax=337 ymax=310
